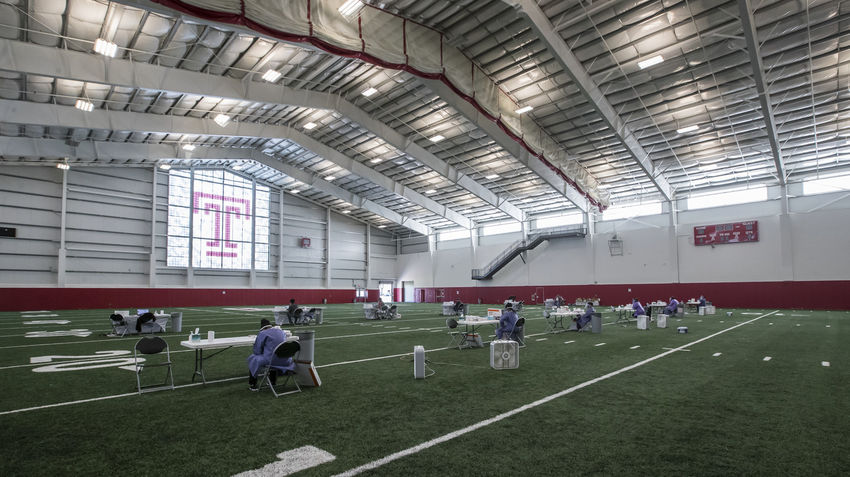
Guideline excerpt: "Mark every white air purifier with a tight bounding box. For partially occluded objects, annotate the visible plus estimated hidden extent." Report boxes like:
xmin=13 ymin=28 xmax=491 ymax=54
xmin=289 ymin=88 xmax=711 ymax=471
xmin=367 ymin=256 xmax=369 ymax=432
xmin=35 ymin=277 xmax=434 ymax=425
xmin=414 ymin=345 xmax=425 ymax=379
xmin=637 ymin=315 xmax=648 ymax=330
xmin=490 ymin=340 xmax=519 ymax=370
xmin=656 ymin=314 xmax=668 ymax=329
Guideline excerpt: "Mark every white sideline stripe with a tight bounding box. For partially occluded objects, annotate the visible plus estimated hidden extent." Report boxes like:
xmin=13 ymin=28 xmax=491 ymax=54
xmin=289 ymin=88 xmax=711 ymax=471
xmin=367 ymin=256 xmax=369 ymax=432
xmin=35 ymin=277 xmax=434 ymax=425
xmin=594 ymin=343 xmax=606 ymax=347
xmin=662 ymin=347 xmax=690 ymax=352
xmin=564 ymin=340 xmax=575 ymax=344
xmin=535 ymin=338 xmax=548 ymax=342
xmin=763 ymin=356 xmax=772 ymax=361
xmin=822 ymin=361 xmax=830 ymax=367
xmin=769 ymin=323 xmax=773 ymax=325
xmin=21 ymin=310 xmax=51 ymax=314
xmin=19 ymin=314 xmax=58 ymax=318
xmin=742 ymin=312 xmax=762 ymax=315
xmin=630 ymin=345 xmax=640 ymax=349
xmin=713 ymin=352 xmax=722 ymax=357
xmin=332 ymin=310 xmax=780 ymax=477
xmin=826 ymin=325 xmax=831 ymax=328
xmin=791 ymin=314 xmax=809 ymax=317
xmin=232 ymin=445 xmax=336 ymax=477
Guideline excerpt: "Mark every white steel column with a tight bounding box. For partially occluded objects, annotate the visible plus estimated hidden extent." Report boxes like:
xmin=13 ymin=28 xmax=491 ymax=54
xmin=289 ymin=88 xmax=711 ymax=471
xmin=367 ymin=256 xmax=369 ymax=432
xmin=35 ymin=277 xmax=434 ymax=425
xmin=669 ymin=200 xmax=680 ymax=283
xmin=325 ymin=207 xmax=332 ymax=289
xmin=186 ymin=167 xmax=195 ymax=287
xmin=365 ymin=224 xmax=371 ymax=289
xmin=57 ymin=167 xmax=68 ymax=287
xmin=278 ymin=190 xmax=285 ymax=288
xmin=249 ymin=177 xmax=257 ymax=288
xmin=778 ymin=185 xmax=795 ymax=280
xmin=586 ymin=209 xmax=597 ymax=285
xmin=148 ymin=166 xmax=158 ymax=287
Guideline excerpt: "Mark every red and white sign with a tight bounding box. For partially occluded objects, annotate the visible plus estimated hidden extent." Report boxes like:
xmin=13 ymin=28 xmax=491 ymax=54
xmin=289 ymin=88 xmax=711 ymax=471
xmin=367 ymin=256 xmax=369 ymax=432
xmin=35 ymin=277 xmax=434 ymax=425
xmin=694 ymin=220 xmax=758 ymax=246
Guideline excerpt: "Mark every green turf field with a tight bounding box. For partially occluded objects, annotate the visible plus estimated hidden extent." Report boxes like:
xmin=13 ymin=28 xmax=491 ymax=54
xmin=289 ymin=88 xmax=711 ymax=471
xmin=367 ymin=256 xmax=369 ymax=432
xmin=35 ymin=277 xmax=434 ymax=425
xmin=1 ymin=303 xmax=848 ymax=476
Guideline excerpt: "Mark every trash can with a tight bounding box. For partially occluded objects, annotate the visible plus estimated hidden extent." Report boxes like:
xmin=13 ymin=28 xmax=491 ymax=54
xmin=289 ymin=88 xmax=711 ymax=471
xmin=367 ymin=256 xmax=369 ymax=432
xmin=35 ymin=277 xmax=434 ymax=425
xmin=170 ymin=312 xmax=183 ymax=332
xmin=294 ymin=330 xmax=315 ymax=362
xmin=591 ymin=314 xmax=602 ymax=333
xmin=322 ymin=298 xmax=327 ymax=304
xmin=314 ymin=308 xmax=324 ymax=324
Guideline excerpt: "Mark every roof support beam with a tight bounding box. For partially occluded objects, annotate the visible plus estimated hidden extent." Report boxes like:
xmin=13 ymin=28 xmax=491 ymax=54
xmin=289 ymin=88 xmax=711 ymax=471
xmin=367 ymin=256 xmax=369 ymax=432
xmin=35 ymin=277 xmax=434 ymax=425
xmin=737 ymin=0 xmax=786 ymax=185
xmin=0 ymin=38 xmax=510 ymax=224
xmin=0 ymin=136 xmax=432 ymax=236
xmin=505 ymin=0 xmax=673 ymax=201
xmin=0 ymin=100 xmax=453 ymax=231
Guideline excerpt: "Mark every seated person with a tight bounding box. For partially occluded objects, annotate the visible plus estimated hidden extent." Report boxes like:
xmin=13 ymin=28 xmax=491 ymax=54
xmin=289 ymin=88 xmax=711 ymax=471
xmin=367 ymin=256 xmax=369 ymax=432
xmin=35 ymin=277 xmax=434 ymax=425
xmin=136 ymin=311 xmax=156 ymax=333
xmin=664 ymin=297 xmax=679 ymax=316
xmin=632 ymin=298 xmax=645 ymax=317
xmin=377 ymin=298 xmax=387 ymax=311
xmin=247 ymin=319 xmax=295 ymax=391
xmin=699 ymin=295 xmax=707 ymax=307
xmin=293 ymin=307 xmax=316 ymax=324
xmin=286 ymin=299 xmax=298 ymax=325
xmin=553 ymin=295 xmax=565 ymax=307
xmin=573 ymin=303 xmax=594 ymax=331
xmin=495 ymin=303 xmax=520 ymax=340
xmin=452 ymin=300 xmax=465 ymax=315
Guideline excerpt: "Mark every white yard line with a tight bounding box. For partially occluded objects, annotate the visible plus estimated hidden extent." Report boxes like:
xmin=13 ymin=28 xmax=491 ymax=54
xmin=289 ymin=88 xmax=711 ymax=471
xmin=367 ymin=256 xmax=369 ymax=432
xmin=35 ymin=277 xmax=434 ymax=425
xmin=763 ymin=357 xmax=772 ymax=361
xmin=332 ymin=310 xmax=780 ymax=477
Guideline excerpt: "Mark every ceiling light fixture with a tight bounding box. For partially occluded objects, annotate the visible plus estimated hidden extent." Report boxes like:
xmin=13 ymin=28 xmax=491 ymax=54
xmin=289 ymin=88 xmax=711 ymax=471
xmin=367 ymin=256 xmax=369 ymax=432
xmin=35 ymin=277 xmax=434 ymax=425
xmin=378 ymin=225 xmax=386 ymax=228
xmin=56 ymin=163 xmax=70 ymax=170
xmin=214 ymin=114 xmax=231 ymax=127
xmin=338 ymin=0 xmax=365 ymax=19
xmin=159 ymin=163 xmax=171 ymax=170
xmin=362 ymin=87 xmax=378 ymax=97
xmin=514 ymin=105 xmax=533 ymax=114
xmin=262 ymin=69 xmax=282 ymax=82
xmin=289 ymin=189 xmax=300 ymax=194
xmin=75 ymin=99 xmax=94 ymax=112
xmin=425 ymin=189 xmax=436 ymax=194
xmin=676 ymin=125 xmax=699 ymax=134
xmin=182 ymin=144 xmax=196 ymax=151
xmin=231 ymin=163 xmax=244 ymax=171
xmin=485 ymin=174 xmax=500 ymax=180
xmin=93 ymin=38 xmax=118 ymax=58
xmin=429 ymin=134 xmax=445 ymax=143
xmin=324 ymin=175 xmax=335 ymax=181
xmin=342 ymin=209 xmax=351 ymax=214
xmin=638 ymin=55 xmax=664 ymax=69
xmin=369 ymin=158 xmax=382 ymax=164
xmin=303 ymin=122 xmax=317 ymax=130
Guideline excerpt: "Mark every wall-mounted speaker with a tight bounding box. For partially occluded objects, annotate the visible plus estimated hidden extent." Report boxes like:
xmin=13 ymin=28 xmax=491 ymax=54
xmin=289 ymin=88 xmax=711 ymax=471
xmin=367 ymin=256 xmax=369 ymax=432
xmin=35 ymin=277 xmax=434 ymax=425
xmin=0 ymin=227 xmax=16 ymax=238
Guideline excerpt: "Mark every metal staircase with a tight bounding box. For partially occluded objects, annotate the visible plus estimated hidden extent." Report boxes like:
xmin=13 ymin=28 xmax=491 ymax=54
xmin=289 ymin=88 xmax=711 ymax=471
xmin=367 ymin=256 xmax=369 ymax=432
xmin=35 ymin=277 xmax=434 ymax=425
xmin=471 ymin=224 xmax=588 ymax=280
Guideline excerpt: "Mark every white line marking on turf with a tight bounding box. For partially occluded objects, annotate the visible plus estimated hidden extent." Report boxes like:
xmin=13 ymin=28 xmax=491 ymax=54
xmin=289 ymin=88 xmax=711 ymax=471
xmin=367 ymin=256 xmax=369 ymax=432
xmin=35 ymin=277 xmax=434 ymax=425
xmin=22 ymin=320 xmax=70 ymax=325
xmin=796 ymin=324 xmax=800 ymax=327
xmin=822 ymin=361 xmax=830 ymax=367
xmin=564 ymin=340 xmax=575 ymax=344
xmin=331 ymin=310 xmax=779 ymax=477
xmin=713 ymin=352 xmax=722 ymax=357
xmin=763 ymin=357 xmax=772 ymax=361
xmin=769 ymin=323 xmax=773 ymax=325
xmin=535 ymin=338 xmax=548 ymax=342
xmin=662 ymin=347 xmax=691 ymax=352
xmin=826 ymin=325 xmax=831 ymax=328
xmin=19 ymin=314 xmax=58 ymax=318
xmin=742 ymin=312 xmax=761 ymax=315
xmin=630 ymin=345 xmax=640 ymax=349
xmin=232 ymin=445 xmax=336 ymax=477
xmin=791 ymin=314 xmax=809 ymax=317
xmin=21 ymin=311 xmax=51 ymax=314
xmin=594 ymin=343 xmax=606 ymax=347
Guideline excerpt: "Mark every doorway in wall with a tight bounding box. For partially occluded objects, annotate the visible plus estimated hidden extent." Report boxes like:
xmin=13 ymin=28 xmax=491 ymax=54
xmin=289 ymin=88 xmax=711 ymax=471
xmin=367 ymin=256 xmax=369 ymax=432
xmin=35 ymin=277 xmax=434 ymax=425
xmin=379 ymin=282 xmax=393 ymax=304
xmin=402 ymin=281 xmax=415 ymax=302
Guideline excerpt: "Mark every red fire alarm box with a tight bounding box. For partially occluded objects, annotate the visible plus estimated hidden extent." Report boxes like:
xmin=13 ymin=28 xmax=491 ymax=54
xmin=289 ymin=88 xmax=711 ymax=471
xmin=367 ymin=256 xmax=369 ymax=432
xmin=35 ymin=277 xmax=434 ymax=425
xmin=300 ymin=237 xmax=311 ymax=248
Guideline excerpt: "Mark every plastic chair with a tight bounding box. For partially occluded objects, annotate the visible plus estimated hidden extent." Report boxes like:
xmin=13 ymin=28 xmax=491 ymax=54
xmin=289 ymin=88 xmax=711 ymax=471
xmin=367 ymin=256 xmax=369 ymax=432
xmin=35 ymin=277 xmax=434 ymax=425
xmin=257 ymin=341 xmax=302 ymax=397
xmin=446 ymin=318 xmax=465 ymax=349
xmin=134 ymin=337 xmax=174 ymax=394
xmin=508 ymin=317 xmax=526 ymax=347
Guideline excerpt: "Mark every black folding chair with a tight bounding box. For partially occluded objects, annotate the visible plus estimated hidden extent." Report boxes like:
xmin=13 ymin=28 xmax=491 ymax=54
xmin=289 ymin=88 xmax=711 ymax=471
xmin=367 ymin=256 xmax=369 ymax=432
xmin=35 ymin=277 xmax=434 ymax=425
xmin=257 ymin=341 xmax=302 ymax=397
xmin=134 ymin=336 xmax=174 ymax=394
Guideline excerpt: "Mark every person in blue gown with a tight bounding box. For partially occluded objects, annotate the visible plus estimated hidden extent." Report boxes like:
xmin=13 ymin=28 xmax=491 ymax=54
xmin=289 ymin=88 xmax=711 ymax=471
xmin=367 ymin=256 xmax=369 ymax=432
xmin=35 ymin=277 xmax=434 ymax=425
xmin=247 ymin=319 xmax=295 ymax=391
xmin=495 ymin=303 xmax=519 ymax=340
xmin=632 ymin=299 xmax=645 ymax=317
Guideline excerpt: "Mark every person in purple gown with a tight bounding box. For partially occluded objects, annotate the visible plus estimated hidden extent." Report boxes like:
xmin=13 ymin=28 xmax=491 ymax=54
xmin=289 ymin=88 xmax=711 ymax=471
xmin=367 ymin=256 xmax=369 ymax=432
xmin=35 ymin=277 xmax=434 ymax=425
xmin=247 ymin=319 xmax=295 ymax=391
xmin=632 ymin=299 xmax=645 ymax=317
xmin=664 ymin=297 xmax=679 ymax=316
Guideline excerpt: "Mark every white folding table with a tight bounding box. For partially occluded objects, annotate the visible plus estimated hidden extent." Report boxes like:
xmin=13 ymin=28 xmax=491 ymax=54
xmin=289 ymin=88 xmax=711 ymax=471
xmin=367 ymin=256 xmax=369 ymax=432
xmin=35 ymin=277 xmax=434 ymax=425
xmin=180 ymin=335 xmax=298 ymax=384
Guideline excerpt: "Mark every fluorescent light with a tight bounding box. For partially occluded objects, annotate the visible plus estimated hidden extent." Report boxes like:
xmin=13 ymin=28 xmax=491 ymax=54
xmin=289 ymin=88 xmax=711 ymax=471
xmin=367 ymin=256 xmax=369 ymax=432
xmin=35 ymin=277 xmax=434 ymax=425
xmin=638 ymin=55 xmax=664 ymax=69
xmin=362 ymin=87 xmax=378 ymax=97
xmin=425 ymin=189 xmax=436 ymax=194
xmin=303 ymin=122 xmax=317 ymax=130
xmin=378 ymin=225 xmax=386 ymax=228
xmin=231 ymin=163 xmax=244 ymax=171
xmin=289 ymin=189 xmax=300 ymax=194
xmin=369 ymin=158 xmax=382 ymax=164
xmin=485 ymin=174 xmax=500 ymax=180
xmin=342 ymin=210 xmax=351 ymax=214
xmin=262 ymin=69 xmax=282 ymax=82
xmin=676 ymin=125 xmax=699 ymax=134
xmin=74 ymin=99 xmax=94 ymax=112
xmin=429 ymin=134 xmax=445 ymax=143
xmin=214 ymin=114 xmax=231 ymax=127
xmin=324 ymin=175 xmax=335 ymax=181
xmin=56 ymin=163 xmax=70 ymax=170
xmin=93 ymin=38 xmax=118 ymax=58
xmin=182 ymin=144 xmax=196 ymax=151
xmin=514 ymin=105 xmax=533 ymax=114
xmin=698 ymin=163 xmax=718 ymax=171
xmin=158 ymin=163 xmax=171 ymax=170
xmin=338 ymin=0 xmax=364 ymax=18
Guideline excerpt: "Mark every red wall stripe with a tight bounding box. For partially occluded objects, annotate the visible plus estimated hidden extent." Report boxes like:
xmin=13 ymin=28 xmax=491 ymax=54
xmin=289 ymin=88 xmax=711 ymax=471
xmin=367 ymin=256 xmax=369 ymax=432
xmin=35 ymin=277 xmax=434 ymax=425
xmin=0 ymin=281 xmax=847 ymax=311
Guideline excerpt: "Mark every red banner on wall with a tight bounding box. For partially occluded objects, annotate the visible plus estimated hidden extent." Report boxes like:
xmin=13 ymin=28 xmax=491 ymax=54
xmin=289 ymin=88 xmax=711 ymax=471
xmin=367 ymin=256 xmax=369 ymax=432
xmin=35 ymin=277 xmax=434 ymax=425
xmin=694 ymin=221 xmax=758 ymax=246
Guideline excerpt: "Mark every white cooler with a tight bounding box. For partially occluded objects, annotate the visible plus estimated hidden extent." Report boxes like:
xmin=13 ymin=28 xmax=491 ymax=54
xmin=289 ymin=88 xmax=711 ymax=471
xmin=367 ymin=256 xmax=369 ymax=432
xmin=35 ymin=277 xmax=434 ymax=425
xmin=490 ymin=340 xmax=519 ymax=370
xmin=637 ymin=315 xmax=649 ymax=330
xmin=656 ymin=314 xmax=668 ymax=329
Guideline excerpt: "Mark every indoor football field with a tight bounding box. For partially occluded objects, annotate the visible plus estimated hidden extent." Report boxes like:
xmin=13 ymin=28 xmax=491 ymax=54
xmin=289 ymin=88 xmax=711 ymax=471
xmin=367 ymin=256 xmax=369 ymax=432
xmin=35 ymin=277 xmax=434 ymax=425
xmin=1 ymin=303 xmax=848 ymax=476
